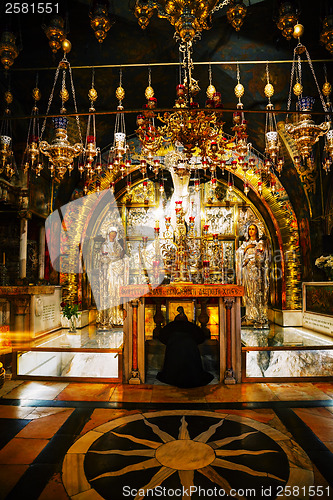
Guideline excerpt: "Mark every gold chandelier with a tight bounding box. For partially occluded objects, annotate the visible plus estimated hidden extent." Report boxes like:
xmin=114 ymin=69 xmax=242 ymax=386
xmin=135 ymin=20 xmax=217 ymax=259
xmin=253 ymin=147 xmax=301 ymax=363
xmin=136 ymin=43 xmax=226 ymax=176
xmin=134 ymin=0 xmax=230 ymax=42
xmin=285 ymin=39 xmax=330 ymax=166
xmin=39 ymin=48 xmax=84 ymax=178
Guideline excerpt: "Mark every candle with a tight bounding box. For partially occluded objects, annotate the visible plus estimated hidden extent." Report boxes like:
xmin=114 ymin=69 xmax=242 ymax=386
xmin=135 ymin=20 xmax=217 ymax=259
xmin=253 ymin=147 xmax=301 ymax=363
xmin=2 ymin=252 xmax=5 ymax=265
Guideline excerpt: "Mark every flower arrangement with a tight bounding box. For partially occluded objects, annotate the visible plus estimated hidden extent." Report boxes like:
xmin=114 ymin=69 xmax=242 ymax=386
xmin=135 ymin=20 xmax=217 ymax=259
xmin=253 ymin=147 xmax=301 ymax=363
xmin=61 ymin=301 xmax=80 ymax=331
xmin=315 ymin=255 xmax=333 ymax=280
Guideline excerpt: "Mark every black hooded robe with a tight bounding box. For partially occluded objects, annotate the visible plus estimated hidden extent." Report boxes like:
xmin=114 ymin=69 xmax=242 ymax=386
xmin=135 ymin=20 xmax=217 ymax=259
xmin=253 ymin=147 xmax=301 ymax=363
xmin=156 ymin=320 xmax=214 ymax=388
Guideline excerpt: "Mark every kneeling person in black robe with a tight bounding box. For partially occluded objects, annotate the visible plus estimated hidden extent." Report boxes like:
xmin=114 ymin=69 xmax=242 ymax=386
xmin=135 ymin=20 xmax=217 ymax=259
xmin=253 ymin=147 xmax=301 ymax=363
xmin=156 ymin=306 xmax=214 ymax=388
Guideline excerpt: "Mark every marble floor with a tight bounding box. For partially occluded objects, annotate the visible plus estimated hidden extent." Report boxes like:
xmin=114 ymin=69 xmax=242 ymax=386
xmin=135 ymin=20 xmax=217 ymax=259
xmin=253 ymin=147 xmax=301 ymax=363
xmin=0 ymin=380 xmax=333 ymax=499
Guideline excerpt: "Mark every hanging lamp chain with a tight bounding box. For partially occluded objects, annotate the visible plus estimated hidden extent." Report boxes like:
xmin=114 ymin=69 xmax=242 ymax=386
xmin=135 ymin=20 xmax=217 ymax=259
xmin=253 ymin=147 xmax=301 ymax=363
xmin=286 ymin=47 xmax=296 ymax=118
xmin=68 ymin=61 xmax=83 ymax=144
xmin=211 ymin=0 xmax=231 ymax=13
xmin=304 ymin=47 xmax=327 ymax=113
xmin=40 ymin=63 xmax=61 ymax=139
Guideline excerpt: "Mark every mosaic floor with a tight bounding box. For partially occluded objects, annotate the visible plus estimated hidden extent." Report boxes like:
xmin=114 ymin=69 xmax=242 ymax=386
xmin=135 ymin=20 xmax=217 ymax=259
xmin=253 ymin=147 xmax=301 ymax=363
xmin=0 ymin=380 xmax=333 ymax=499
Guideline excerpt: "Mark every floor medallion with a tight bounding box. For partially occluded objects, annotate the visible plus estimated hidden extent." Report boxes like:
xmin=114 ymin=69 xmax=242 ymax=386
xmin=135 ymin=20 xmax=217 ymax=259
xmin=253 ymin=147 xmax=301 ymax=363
xmin=62 ymin=410 xmax=313 ymax=499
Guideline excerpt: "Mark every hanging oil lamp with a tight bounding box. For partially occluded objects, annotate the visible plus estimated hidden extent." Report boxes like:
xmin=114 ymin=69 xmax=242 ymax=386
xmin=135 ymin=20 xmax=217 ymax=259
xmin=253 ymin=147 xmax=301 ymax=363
xmin=23 ymin=84 xmax=44 ymax=176
xmin=227 ymin=0 xmax=247 ymax=31
xmin=90 ymin=0 xmax=114 ymax=43
xmin=0 ymin=31 xmax=20 ymax=70
xmin=43 ymin=16 xmax=67 ymax=54
xmin=284 ymin=32 xmax=330 ymax=165
xmin=83 ymin=70 xmax=99 ymax=178
xmin=0 ymin=90 xmax=15 ymax=178
xmin=39 ymin=42 xmax=84 ymax=178
xmin=264 ymin=63 xmax=284 ymax=171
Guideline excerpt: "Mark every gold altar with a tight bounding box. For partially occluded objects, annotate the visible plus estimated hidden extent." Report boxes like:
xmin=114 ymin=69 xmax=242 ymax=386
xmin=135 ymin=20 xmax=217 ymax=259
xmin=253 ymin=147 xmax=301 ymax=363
xmin=120 ymin=284 xmax=244 ymax=385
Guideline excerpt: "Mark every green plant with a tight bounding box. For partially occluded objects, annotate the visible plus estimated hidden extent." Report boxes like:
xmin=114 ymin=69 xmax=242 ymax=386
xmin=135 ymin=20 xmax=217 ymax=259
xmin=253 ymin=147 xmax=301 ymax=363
xmin=60 ymin=301 xmax=80 ymax=320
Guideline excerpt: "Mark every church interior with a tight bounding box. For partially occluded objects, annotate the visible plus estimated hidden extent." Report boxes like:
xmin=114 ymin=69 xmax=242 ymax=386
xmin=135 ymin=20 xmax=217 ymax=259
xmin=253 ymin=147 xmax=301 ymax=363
xmin=0 ymin=0 xmax=333 ymax=498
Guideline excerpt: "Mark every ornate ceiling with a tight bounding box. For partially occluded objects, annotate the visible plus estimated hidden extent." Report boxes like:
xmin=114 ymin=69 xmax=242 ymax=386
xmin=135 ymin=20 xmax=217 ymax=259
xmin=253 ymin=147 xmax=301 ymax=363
xmin=0 ymin=0 xmax=332 ymax=158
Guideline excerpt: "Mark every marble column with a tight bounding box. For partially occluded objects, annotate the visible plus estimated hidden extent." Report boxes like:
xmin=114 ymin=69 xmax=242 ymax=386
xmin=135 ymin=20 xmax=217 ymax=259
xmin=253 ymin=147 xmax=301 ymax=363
xmin=39 ymin=226 xmax=45 ymax=280
xmin=19 ymin=218 xmax=28 ymax=279
xmin=129 ymin=298 xmax=141 ymax=384
xmin=223 ymin=296 xmax=236 ymax=384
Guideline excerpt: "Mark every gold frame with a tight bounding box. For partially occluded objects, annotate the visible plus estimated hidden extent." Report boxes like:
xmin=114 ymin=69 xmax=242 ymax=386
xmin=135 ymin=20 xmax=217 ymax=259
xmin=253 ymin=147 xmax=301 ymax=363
xmin=167 ymin=299 xmax=195 ymax=323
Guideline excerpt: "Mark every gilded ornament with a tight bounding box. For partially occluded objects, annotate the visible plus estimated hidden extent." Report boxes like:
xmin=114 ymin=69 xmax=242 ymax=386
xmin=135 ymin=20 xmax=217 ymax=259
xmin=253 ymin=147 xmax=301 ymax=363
xmin=293 ymin=82 xmax=303 ymax=96
xmin=234 ymin=83 xmax=244 ymax=98
xmin=145 ymin=86 xmax=154 ymax=99
xmin=32 ymin=87 xmax=41 ymax=101
xmin=61 ymin=39 xmax=72 ymax=53
xmin=293 ymin=23 xmax=304 ymax=39
xmin=4 ymin=91 xmax=13 ymax=104
xmin=206 ymin=84 xmax=216 ymax=99
xmin=116 ymin=85 xmax=125 ymax=101
xmin=264 ymin=83 xmax=274 ymax=98
xmin=60 ymin=88 xmax=69 ymax=102
xmin=322 ymin=81 xmax=332 ymax=97
xmin=88 ymin=88 xmax=98 ymax=102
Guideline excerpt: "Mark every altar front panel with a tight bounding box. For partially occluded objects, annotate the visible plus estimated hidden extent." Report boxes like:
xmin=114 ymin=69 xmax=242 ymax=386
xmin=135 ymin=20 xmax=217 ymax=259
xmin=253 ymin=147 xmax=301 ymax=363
xmin=121 ymin=284 xmax=243 ymax=384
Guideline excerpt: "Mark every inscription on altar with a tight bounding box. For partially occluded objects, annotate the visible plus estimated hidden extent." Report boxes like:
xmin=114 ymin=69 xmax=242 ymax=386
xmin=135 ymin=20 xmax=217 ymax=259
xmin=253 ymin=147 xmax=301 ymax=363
xmin=120 ymin=284 xmax=244 ymax=298
xmin=42 ymin=304 xmax=56 ymax=323
xmin=303 ymin=313 xmax=333 ymax=337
